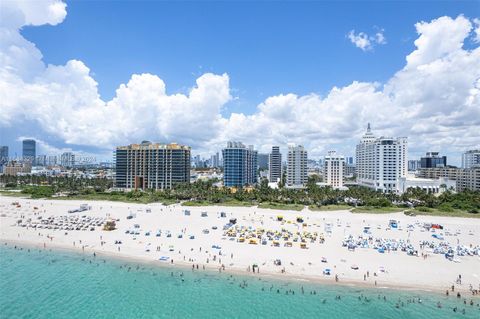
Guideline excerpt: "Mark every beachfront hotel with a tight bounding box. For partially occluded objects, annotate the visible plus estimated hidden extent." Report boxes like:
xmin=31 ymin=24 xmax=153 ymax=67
xmin=114 ymin=141 xmax=191 ymax=190
xmin=324 ymin=151 xmax=345 ymax=188
xmin=286 ymin=144 xmax=308 ymax=188
xmin=355 ymin=124 xmax=408 ymax=193
xmin=268 ymin=146 xmax=282 ymax=183
xmin=222 ymin=141 xmax=258 ymax=187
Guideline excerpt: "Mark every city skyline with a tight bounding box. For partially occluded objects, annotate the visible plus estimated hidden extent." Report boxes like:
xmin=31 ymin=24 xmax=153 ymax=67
xmin=0 ymin=1 xmax=479 ymax=166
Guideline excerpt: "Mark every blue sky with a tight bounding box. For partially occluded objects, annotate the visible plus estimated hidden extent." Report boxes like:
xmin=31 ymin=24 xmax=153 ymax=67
xmin=1 ymin=0 xmax=479 ymax=164
xmin=20 ymin=1 xmax=477 ymax=112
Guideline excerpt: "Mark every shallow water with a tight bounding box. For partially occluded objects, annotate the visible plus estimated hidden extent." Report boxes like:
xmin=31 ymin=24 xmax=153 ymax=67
xmin=0 ymin=245 xmax=478 ymax=319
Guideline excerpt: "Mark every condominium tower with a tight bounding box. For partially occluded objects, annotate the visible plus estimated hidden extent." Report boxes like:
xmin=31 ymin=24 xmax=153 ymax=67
xmin=355 ymin=124 xmax=407 ymax=193
xmin=269 ymin=146 xmax=282 ymax=183
xmin=287 ymin=144 xmax=308 ymax=188
xmin=324 ymin=151 xmax=345 ymax=188
xmin=222 ymin=142 xmax=258 ymax=187
xmin=115 ymin=141 xmax=191 ymax=190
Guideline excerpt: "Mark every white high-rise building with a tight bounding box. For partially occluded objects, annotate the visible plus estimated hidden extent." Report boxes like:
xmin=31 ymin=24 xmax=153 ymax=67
xmin=269 ymin=146 xmax=282 ymax=183
xmin=355 ymin=124 xmax=408 ymax=193
xmin=324 ymin=151 xmax=345 ymax=188
xmin=287 ymin=144 xmax=307 ymax=188
xmin=462 ymin=150 xmax=480 ymax=169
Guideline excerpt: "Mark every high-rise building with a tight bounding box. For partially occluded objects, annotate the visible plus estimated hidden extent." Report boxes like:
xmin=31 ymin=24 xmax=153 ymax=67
xmin=324 ymin=151 xmax=345 ymax=188
xmin=345 ymin=156 xmax=354 ymax=165
xmin=287 ymin=144 xmax=308 ymax=188
xmin=355 ymin=124 xmax=408 ymax=193
xmin=269 ymin=146 xmax=282 ymax=183
xmin=258 ymin=153 xmax=269 ymax=170
xmin=22 ymin=139 xmax=36 ymax=163
xmin=222 ymin=142 xmax=258 ymax=187
xmin=420 ymin=152 xmax=446 ymax=168
xmin=61 ymin=152 xmax=75 ymax=168
xmin=115 ymin=141 xmax=191 ymax=190
xmin=0 ymin=146 xmax=8 ymax=173
xmin=210 ymin=152 xmax=220 ymax=168
xmin=408 ymin=160 xmax=421 ymax=171
xmin=462 ymin=150 xmax=480 ymax=169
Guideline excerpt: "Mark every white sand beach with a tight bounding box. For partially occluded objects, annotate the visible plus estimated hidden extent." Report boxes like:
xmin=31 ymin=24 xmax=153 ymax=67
xmin=1 ymin=195 xmax=479 ymax=296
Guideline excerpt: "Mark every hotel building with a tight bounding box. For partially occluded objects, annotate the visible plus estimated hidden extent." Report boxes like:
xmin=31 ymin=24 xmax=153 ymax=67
xmin=355 ymin=124 xmax=407 ymax=193
xmin=324 ymin=151 xmax=345 ymax=188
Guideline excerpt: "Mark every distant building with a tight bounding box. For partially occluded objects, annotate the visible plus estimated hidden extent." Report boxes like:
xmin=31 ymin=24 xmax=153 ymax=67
xmin=3 ymin=161 xmax=31 ymax=176
xmin=355 ymin=124 xmax=407 ymax=193
xmin=408 ymin=160 xmax=421 ymax=172
xmin=258 ymin=153 xmax=269 ymax=170
xmin=456 ymin=167 xmax=480 ymax=191
xmin=324 ymin=151 xmax=345 ymax=188
xmin=345 ymin=156 xmax=354 ymax=165
xmin=22 ymin=139 xmax=36 ymax=163
xmin=61 ymin=152 xmax=75 ymax=168
xmin=115 ymin=141 xmax=191 ymax=190
xmin=420 ymin=152 xmax=446 ymax=168
xmin=417 ymin=167 xmax=460 ymax=180
xmin=287 ymin=144 xmax=308 ymax=188
xmin=47 ymin=155 xmax=58 ymax=166
xmin=344 ymin=164 xmax=356 ymax=177
xmin=0 ymin=146 xmax=8 ymax=172
xmin=222 ymin=142 xmax=258 ymax=187
xmin=36 ymin=155 xmax=47 ymax=166
xmin=462 ymin=150 xmax=480 ymax=169
xmin=269 ymin=146 xmax=282 ymax=183
xmin=210 ymin=152 xmax=220 ymax=168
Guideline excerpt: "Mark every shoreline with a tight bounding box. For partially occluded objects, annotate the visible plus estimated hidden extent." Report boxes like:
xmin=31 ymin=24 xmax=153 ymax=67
xmin=0 ymin=238 xmax=471 ymax=297
xmin=2 ymin=196 xmax=479 ymax=300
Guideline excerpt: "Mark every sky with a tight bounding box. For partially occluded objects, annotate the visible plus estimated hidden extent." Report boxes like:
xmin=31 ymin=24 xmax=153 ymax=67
xmin=0 ymin=0 xmax=479 ymax=166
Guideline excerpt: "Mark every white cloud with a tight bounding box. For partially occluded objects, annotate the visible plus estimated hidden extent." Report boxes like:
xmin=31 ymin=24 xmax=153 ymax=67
xmin=347 ymin=28 xmax=386 ymax=51
xmin=473 ymin=18 xmax=480 ymax=43
xmin=0 ymin=1 xmax=479 ymax=164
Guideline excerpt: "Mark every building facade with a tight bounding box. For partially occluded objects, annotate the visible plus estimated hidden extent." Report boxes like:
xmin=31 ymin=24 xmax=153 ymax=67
xmin=324 ymin=151 xmax=345 ymax=188
xmin=268 ymin=146 xmax=282 ymax=183
xmin=416 ymin=167 xmax=459 ymax=180
xmin=462 ymin=150 xmax=480 ymax=169
xmin=115 ymin=142 xmax=191 ymax=190
xmin=222 ymin=142 xmax=258 ymax=187
xmin=398 ymin=177 xmax=456 ymax=194
xmin=355 ymin=124 xmax=408 ymax=193
xmin=408 ymin=160 xmax=421 ymax=172
xmin=3 ymin=161 xmax=32 ymax=176
xmin=257 ymin=153 xmax=269 ymax=170
xmin=287 ymin=144 xmax=308 ymax=188
xmin=22 ymin=139 xmax=36 ymax=163
xmin=456 ymin=167 xmax=480 ymax=191
xmin=420 ymin=152 xmax=447 ymax=168
xmin=61 ymin=152 xmax=75 ymax=168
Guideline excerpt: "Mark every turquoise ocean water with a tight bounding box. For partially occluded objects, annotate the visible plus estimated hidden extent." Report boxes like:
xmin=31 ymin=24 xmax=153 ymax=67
xmin=1 ymin=244 xmax=478 ymax=319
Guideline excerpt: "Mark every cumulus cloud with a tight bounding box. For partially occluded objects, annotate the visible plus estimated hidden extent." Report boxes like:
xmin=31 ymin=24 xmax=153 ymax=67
xmin=347 ymin=28 xmax=386 ymax=51
xmin=0 ymin=0 xmax=479 ymax=163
